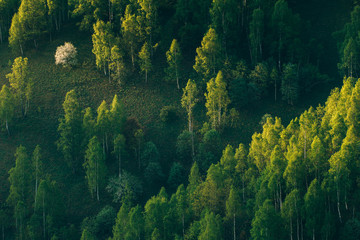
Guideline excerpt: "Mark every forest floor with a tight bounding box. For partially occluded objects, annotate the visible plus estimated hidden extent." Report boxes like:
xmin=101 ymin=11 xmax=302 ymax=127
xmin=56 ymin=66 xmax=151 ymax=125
xmin=0 ymin=23 xmax=340 ymax=223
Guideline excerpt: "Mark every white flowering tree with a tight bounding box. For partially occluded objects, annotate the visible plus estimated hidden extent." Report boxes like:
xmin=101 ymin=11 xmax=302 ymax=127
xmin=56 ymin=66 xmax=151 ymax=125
xmin=55 ymin=42 xmax=78 ymax=67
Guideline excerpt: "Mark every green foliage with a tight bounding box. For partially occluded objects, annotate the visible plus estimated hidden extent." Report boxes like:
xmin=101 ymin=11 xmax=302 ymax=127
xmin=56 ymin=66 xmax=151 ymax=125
xmin=251 ymin=199 xmax=284 ymax=240
xmin=159 ymin=105 xmax=177 ymax=123
xmin=281 ymin=63 xmax=299 ymax=105
xmin=167 ymin=162 xmax=186 ymax=191
xmin=194 ymin=28 xmax=222 ymax=80
xmin=205 ymin=71 xmax=230 ymax=128
xmin=165 ymin=39 xmax=182 ymax=89
xmin=92 ymin=20 xmax=114 ymax=76
xmin=83 ymin=136 xmax=107 ymax=201
xmin=57 ymin=90 xmax=83 ymax=171
xmin=198 ymin=210 xmax=223 ymax=240
xmin=6 ymin=56 xmax=32 ymax=116
xmin=139 ymin=41 xmax=152 ymax=82
xmin=0 ymin=84 xmax=15 ymax=135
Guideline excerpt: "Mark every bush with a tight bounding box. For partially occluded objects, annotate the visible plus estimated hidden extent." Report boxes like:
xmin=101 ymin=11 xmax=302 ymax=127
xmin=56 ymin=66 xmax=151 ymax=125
xmin=55 ymin=42 xmax=78 ymax=67
xmin=160 ymin=105 xmax=177 ymax=123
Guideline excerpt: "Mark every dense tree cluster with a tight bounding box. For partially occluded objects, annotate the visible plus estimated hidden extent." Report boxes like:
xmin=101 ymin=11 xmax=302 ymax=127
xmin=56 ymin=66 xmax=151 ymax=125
xmin=2 ymin=0 xmax=360 ymax=239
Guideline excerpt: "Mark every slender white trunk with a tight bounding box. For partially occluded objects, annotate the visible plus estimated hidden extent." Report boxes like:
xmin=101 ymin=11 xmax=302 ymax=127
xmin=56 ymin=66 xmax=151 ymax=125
xmin=233 ymin=213 xmax=236 ymax=240
xmin=43 ymin=193 xmax=46 ymax=240
xmin=118 ymin=152 xmax=121 ymax=178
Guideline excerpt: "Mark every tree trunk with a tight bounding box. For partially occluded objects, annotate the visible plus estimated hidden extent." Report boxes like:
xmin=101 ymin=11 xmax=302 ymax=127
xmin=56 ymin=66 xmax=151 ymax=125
xmin=290 ymin=217 xmax=293 ymax=240
xmin=43 ymin=193 xmax=46 ymax=240
xmin=176 ymin=66 xmax=179 ymax=89
xmin=0 ymin=25 xmax=2 ymax=44
xmin=20 ymin=44 xmax=23 ymax=56
xmin=337 ymin=186 xmax=342 ymax=222
xmin=119 ymin=152 xmax=121 ymax=178
xmin=233 ymin=213 xmax=236 ymax=240
xmin=108 ymin=63 xmax=111 ymax=82
xmin=5 ymin=118 xmax=10 ymax=136
xmin=182 ymin=214 xmax=185 ymax=240
xmin=35 ymin=161 xmax=38 ymax=206
xmin=275 ymin=76 xmax=277 ymax=102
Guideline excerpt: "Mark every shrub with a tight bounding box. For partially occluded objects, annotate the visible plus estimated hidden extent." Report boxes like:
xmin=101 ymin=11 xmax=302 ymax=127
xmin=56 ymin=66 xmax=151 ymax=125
xmin=55 ymin=42 xmax=78 ymax=67
xmin=159 ymin=105 xmax=177 ymax=123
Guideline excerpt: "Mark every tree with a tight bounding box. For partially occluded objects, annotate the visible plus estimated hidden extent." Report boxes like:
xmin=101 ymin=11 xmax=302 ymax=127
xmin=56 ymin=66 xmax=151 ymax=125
xmin=249 ymin=62 xmax=269 ymax=99
xmin=304 ymin=179 xmax=323 ymax=240
xmin=210 ymin=0 xmax=236 ymax=58
xmin=7 ymin=145 xmax=32 ymax=239
xmin=110 ymin=45 xmax=126 ymax=85
xmin=205 ymin=71 xmax=231 ymax=128
xmin=6 ymin=56 xmax=32 ymax=116
xmin=32 ymin=145 xmax=42 ymax=206
xmin=138 ymin=0 xmax=158 ymax=48
xmin=281 ymin=189 xmax=300 ymax=240
xmin=181 ymin=79 xmax=199 ymax=158
xmin=113 ymin=134 xmax=125 ymax=177
xmin=127 ymin=205 xmax=144 ymax=240
xmin=109 ymin=94 xmax=126 ymax=137
xmin=226 ymin=186 xmax=242 ymax=240
xmin=97 ymin=100 xmax=110 ymax=157
xmin=251 ymin=199 xmax=284 ymax=240
xmin=16 ymin=0 xmax=47 ymax=48
xmin=122 ymin=5 xmax=141 ymax=68
xmin=92 ymin=20 xmax=114 ymax=80
xmin=8 ymin=13 xmax=25 ymax=54
xmin=166 ymin=39 xmax=182 ymax=89
xmin=139 ymin=41 xmax=152 ymax=82
xmin=281 ymin=63 xmax=298 ymax=105
xmin=198 ymin=210 xmax=223 ymax=240
xmin=271 ymin=0 xmax=300 ymax=70
xmin=84 ymin=136 xmax=107 ymax=201
xmin=249 ymin=8 xmax=264 ymax=64
xmin=167 ymin=162 xmax=186 ymax=191
xmin=57 ymin=90 xmax=83 ymax=172
xmin=193 ymin=28 xmax=222 ymax=80
xmin=0 ymin=85 xmax=15 ymax=135
xmin=55 ymin=42 xmax=78 ymax=67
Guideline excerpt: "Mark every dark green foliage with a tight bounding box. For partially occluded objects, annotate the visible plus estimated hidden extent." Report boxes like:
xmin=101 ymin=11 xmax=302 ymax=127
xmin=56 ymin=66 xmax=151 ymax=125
xmin=167 ymin=162 xmax=186 ymax=191
xmin=340 ymin=218 xmax=360 ymax=240
xmin=159 ymin=105 xmax=177 ymax=123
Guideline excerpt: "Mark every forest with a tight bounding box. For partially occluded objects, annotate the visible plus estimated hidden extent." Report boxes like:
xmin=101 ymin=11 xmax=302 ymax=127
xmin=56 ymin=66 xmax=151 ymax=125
xmin=1 ymin=0 xmax=360 ymax=239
